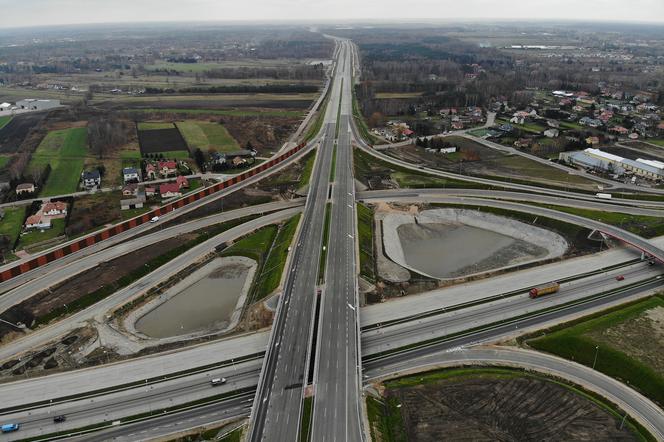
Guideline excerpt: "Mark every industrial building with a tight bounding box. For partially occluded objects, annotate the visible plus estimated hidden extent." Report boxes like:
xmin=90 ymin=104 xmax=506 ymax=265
xmin=559 ymin=148 xmax=664 ymax=181
xmin=15 ymin=99 xmax=61 ymax=111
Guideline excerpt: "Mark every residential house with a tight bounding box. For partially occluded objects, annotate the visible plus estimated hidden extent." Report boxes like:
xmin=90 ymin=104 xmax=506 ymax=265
xmin=543 ymin=129 xmax=560 ymax=138
xmin=585 ymin=136 xmax=600 ymax=146
xmin=145 ymin=164 xmax=157 ymax=180
xmin=16 ymin=183 xmax=35 ymax=195
xmin=25 ymin=215 xmax=51 ymax=230
xmin=0 ymin=102 xmax=11 ymax=111
xmin=159 ymin=183 xmax=181 ymax=199
xmin=122 ymin=167 xmax=141 ymax=184
xmin=42 ymin=201 xmax=67 ymax=216
xmin=514 ymin=138 xmax=533 ymax=148
xmin=122 ymin=183 xmax=138 ymax=197
xmin=231 ymin=157 xmax=247 ymax=168
xmin=451 ymin=121 xmax=464 ymax=130
xmin=144 ymin=186 xmax=156 ymax=197
xmin=81 ymin=170 xmax=101 ymax=190
xmin=610 ymin=126 xmax=629 ymax=136
xmin=157 ymin=161 xmax=178 ymax=178
xmin=176 ymin=175 xmax=189 ymax=189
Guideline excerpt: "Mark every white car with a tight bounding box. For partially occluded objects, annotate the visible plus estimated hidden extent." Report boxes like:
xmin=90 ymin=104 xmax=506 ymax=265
xmin=150 ymin=216 xmax=159 ymax=223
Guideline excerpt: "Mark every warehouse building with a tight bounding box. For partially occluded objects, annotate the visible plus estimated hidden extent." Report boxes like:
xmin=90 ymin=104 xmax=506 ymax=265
xmin=16 ymin=99 xmax=61 ymax=111
xmin=560 ymin=148 xmax=664 ymax=181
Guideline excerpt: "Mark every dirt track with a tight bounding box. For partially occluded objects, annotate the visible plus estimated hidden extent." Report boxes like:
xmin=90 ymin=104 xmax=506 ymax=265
xmin=386 ymin=373 xmax=637 ymax=442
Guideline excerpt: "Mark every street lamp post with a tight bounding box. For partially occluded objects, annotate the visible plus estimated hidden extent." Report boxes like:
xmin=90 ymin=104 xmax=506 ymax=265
xmin=592 ymin=345 xmax=599 ymax=369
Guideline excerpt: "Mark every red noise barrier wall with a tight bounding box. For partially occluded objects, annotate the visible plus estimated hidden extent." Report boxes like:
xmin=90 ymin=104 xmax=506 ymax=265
xmin=0 ymin=142 xmax=309 ymax=283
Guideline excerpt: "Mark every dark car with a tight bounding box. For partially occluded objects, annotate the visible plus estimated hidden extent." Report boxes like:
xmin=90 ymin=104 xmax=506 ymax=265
xmin=615 ymin=275 xmax=625 ymax=281
xmin=53 ymin=415 xmax=66 ymax=423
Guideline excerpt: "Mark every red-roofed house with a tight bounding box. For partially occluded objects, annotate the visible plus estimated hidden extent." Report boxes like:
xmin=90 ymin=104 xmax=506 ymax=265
xmin=42 ymin=201 xmax=67 ymax=216
xmin=25 ymin=215 xmax=50 ymax=230
xmin=158 ymin=161 xmax=178 ymax=178
xmin=610 ymin=126 xmax=629 ymax=135
xmin=145 ymin=163 xmax=157 ymax=180
xmin=159 ymin=183 xmax=181 ymax=199
xmin=402 ymin=128 xmax=414 ymax=137
xmin=176 ymin=175 xmax=189 ymax=189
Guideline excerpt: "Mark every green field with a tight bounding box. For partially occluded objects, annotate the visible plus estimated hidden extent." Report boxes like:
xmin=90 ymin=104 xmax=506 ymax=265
xmin=130 ymin=108 xmax=304 ymax=118
xmin=18 ymin=218 xmax=66 ymax=249
xmin=147 ymin=150 xmax=191 ymax=160
xmin=176 ymin=121 xmax=240 ymax=153
xmin=648 ymin=139 xmax=664 ymax=147
xmin=137 ymin=122 xmax=175 ymax=130
xmin=0 ymin=207 xmax=26 ymax=246
xmin=28 ymin=127 xmax=88 ymax=196
xmin=497 ymin=118 xmax=546 ymax=134
xmin=528 ymin=296 xmax=664 ymax=408
xmin=0 ymin=116 xmax=11 ymax=130
xmin=0 ymin=156 xmax=10 ymax=169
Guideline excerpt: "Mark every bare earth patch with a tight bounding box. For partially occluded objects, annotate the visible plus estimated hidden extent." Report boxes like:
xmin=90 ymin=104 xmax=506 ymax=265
xmin=388 ymin=375 xmax=636 ymax=442
xmin=587 ymin=306 xmax=664 ymax=375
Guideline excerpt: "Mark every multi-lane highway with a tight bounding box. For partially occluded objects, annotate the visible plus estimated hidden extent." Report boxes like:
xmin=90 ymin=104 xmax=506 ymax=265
xmin=311 ymin=40 xmax=363 ymax=442
xmin=248 ymin=49 xmax=343 ymax=439
xmin=2 ymin=34 xmax=664 ymax=442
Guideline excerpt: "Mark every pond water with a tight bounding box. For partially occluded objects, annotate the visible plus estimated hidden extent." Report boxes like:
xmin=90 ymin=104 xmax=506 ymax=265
xmin=397 ymin=222 xmax=545 ymax=279
xmin=135 ymin=261 xmax=251 ymax=338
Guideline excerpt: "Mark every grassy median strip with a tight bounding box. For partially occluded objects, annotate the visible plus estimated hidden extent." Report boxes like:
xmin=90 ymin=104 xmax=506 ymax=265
xmin=357 ymin=203 xmax=375 ymax=283
xmin=527 ymin=295 xmax=664 ymax=408
xmin=330 ymin=145 xmax=337 ymax=181
xmin=35 ymin=216 xmax=259 ymax=326
xmin=318 ymin=203 xmax=332 ymax=283
xmin=299 ymin=396 xmax=313 ymax=442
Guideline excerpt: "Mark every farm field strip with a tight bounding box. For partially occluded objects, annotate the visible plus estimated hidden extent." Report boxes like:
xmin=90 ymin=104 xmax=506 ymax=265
xmin=28 ymin=127 xmax=89 ymax=196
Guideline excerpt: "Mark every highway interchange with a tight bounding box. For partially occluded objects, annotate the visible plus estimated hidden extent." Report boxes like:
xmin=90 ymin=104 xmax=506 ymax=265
xmin=0 ymin=36 xmax=664 ymax=441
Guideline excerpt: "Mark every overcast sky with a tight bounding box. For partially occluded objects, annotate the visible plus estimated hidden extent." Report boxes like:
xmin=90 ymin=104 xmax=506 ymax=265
xmin=0 ymin=0 xmax=663 ymax=28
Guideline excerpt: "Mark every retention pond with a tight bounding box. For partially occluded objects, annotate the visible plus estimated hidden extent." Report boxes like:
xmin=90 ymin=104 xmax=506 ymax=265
xmin=134 ymin=257 xmax=255 ymax=339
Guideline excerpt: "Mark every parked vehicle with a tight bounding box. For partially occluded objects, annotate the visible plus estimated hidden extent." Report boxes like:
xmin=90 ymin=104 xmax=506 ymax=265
xmin=210 ymin=377 xmax=226 ymax=386
xmin=595 ymin=193 xmax=612 ymax=200
xmin=616 ymin=275 xmax=625 ymax=281
xmin=1 ymin=424 xmax=19 ymax=433
xmin=529 ymin=282 xmax=560 ymax=299
xmin=53 ymin=415 xmax=66 ymax=423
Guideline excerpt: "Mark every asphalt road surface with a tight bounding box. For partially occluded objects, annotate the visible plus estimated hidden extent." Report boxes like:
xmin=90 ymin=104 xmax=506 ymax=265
xmin=311 ymin=39 xmax=363 ymax=442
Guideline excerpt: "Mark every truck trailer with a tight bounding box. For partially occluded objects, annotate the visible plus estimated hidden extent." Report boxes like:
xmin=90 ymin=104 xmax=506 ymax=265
xmin=529 ymin=282 xmax=560 ymax=298
xmin=596 ymin=193 xmax=612 ymax=200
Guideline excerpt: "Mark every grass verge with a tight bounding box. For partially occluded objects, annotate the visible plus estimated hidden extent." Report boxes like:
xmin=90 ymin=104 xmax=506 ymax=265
xmin=252 ymin=214 xmax=301 ymax=302
xmin=357 ymin=203 xmax=375 ymax=282
xmin=526 ymin=295 xmax=664 ymax=408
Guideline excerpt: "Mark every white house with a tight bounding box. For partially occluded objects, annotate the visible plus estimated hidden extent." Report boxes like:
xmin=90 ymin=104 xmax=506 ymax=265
xmin=122 ymin=167 xmax=141 ymax=183
xmin=81 ymin=170 xmax=101 ymax=189
xmin=0 ymin=102 xmax=11 ymax=112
